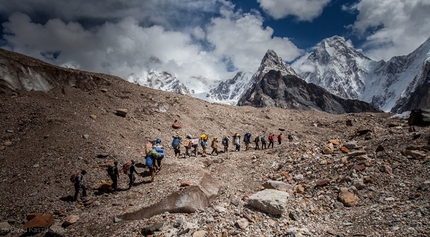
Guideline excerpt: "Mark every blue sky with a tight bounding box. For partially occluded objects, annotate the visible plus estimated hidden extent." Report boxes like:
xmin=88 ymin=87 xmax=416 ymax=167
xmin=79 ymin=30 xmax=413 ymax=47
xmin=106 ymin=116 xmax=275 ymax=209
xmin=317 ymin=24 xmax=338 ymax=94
xmin=0 ymin=0 xmax=429 ymax=92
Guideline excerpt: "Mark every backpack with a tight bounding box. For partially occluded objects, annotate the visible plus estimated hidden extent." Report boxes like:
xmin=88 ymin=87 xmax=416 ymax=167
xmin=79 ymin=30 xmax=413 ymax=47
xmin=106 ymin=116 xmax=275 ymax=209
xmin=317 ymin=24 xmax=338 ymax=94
xmin=172 ymin=137 xmax=180 ymax=148
xmin=269 ymin=135 xmax=274 ymax=142
xmin=123 ymin=162 xmax=131 ymax=174
xmin=184 ymin=140 xmax=191 ymax=148
xmin=107 ymin=164 xmax=115 ymax=176
xmin=145 ymin=141 xmax=153 ymax=154
xmin=261 ymin=137 xmax=267 ymax=143
xmin=70 ymin=173 xmax=78 ymax=183
xmin=222 ymin=138 xmax=227 ymax=146
xmin=200 ymin=134 xmax=208 ymax=141
xmin=201 ymin=140 xmax=207 ymax=147
xmin=254 ymin=136 xmax=259 ymax=143
xmin=244 ymin=132 xmax=251 ymax=143
xmin=145 ymin=155 xmax=154 ymax=167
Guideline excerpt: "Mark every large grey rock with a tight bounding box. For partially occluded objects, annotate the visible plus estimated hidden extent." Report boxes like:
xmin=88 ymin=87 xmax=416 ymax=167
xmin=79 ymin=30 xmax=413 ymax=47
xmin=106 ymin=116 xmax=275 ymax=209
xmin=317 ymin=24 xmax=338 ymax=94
xmin=0 ymin=222 xmax=11 ymax=235
xmin=247 ymin=189 xmax=290 ymax=215
xmin=119 ymin=172 xmax=220 ymax=220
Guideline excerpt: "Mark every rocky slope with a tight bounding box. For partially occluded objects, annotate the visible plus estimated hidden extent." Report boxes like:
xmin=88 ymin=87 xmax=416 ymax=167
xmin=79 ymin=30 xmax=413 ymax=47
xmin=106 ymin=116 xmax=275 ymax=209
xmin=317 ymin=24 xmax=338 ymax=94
xmin=0 ymin=50 xmax=430 ymax=237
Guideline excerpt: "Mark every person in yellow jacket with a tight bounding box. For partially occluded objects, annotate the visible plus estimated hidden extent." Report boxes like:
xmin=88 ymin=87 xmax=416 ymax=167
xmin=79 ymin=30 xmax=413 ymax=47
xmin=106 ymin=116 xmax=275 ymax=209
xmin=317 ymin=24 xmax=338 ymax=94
xmin=199 ymin=133 xmax=208 ymax=156
xmin=210 ymin=137 xmax=219 ymax=155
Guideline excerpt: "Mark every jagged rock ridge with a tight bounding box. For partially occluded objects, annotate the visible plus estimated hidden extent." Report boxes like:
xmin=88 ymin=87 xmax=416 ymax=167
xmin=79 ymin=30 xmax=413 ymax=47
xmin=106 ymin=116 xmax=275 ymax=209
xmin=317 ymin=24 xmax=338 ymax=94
xmin=238 ymin=70 xmax=381 ymax=114
xmin=238 ymin=50 xmax=380 ymax=114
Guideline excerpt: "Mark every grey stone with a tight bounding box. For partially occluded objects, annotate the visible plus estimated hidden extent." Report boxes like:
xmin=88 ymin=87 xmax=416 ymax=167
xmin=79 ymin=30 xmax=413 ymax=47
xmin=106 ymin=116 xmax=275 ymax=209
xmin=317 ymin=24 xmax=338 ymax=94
xmin=247 ymin=189 xmax=290 ymax=215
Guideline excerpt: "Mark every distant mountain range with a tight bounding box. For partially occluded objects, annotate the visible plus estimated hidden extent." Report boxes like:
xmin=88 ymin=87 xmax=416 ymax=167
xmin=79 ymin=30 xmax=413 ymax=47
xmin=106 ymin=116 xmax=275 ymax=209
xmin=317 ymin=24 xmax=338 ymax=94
xmin=1 ymin=35 xmax=429 ymax=114
xmin=298 ymin=36 xmax=430 ymax=113
xmin=237 ymin=49 xmax=380 ymax=114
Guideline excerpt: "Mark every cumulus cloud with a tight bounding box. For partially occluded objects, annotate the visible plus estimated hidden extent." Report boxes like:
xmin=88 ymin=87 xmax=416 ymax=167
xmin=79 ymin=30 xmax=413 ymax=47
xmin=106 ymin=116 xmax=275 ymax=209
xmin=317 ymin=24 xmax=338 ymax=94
xmin=257 ymin=0 xmax=331 ymax=21
xmin=345 ymin=0 xmax=430 ymax=60
xmin=1 ymin=0 xmax=303 ymax=93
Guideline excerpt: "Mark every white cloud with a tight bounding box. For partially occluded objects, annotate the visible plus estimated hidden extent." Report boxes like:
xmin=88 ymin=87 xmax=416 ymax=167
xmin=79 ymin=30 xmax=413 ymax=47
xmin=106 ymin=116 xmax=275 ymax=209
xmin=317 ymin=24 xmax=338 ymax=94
xmin=206 ymin=11 xmax=302 ymax=71
xmin=345 ymin=0 xmax=430 ymax=60
xmin=1 ymin=2 xmax=303 ymax=93
xmin=257 ymin=0 xmax=331 ymax=21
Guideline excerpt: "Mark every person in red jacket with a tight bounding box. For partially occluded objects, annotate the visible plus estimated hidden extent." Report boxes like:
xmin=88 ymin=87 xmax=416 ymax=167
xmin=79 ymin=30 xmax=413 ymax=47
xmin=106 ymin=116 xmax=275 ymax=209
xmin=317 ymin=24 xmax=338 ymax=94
xmin=277 ymin=133 xmax=282 ymax=145
xmin=268 ymin=134 xmax=275 ymax=148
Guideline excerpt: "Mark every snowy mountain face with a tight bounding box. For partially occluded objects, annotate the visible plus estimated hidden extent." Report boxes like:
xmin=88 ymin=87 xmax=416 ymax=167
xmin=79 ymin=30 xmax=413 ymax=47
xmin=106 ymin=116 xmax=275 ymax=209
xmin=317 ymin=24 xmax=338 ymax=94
xmin=300 ymin=36 xmax=372 ymax=100
xmin=298 ymin=36 xmax=430 ymax=113
xmin=237 ymin=50 xmax=380 ymax=114
xmin=208 ymin=49 xmax=298 ymax=105
xmin=127 ymin=70 xmax=190 ymax=96
xmin=208 ymin=71 xmax=254 ymax=105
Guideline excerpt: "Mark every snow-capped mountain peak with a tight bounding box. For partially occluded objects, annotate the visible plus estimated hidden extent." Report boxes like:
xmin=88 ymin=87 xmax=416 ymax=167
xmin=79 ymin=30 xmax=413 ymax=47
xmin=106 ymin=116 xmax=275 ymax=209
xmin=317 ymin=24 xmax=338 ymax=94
xmin=298 ymin=36 xmax=430 ymax=113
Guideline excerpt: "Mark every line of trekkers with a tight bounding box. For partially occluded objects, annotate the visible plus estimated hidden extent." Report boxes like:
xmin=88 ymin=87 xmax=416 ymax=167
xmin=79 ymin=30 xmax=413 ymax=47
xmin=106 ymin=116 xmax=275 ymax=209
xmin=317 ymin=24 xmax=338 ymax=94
xmin=171 ymin=132 xmax=283 ymax=158
xmin=71 ymin=132 xmax=283 ymax=201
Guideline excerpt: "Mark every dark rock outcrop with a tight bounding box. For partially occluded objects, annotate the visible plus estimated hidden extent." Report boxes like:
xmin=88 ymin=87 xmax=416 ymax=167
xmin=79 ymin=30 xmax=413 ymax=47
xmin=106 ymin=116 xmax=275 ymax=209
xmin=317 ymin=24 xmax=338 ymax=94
xmin=238 ymin=70 xmax=381 ymax=114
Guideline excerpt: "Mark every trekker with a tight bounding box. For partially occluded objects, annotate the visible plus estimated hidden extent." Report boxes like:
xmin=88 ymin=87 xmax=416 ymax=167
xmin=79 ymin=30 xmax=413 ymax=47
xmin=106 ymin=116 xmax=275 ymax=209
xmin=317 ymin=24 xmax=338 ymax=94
xmin=244 ymin=132 xmax=251 ymax=151
xmin=261 ymin=135 xmax=267 ymax=149
xmin=233 ymin=133 xmax=241 ymax=151
xmin=222 ymin=136 xmax=230 ymax=153
xmin=191 ymin=138 xmax=199 ymax=157
xmin=254 ymin=135 xmax=260 ymax=150
xmin=200 ymin=134 xmax=209 ymax=156
xmin=210 ymin=137 xmax=219 ymax=155
xmin=172 ymin=135 xmax=181 ymax=158
xmin=123 ymin=160 xmax=138 ymax=189
xmin=268 ymin=134 xmax=275 ymax=148
xmin=153 ymin=138 xmax=164 ymax=170
xmin=73 ymin=170 xmax=87 ymax=201
xmin=277 ymin=133 xmax=282 ymax=145
xmin=183 ymin=135 xmax=192 ymax=158
xmin=107 ymin=161 xmax=119 ymax=191
xmin=146 ymin=152 xmax=157 ymax=182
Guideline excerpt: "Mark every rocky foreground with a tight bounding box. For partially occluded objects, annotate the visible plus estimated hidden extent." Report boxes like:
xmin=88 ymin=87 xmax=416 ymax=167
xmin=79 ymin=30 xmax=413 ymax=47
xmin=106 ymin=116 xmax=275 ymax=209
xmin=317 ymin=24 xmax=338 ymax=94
xmin=0 ymin=74 xmax=430 ymax=237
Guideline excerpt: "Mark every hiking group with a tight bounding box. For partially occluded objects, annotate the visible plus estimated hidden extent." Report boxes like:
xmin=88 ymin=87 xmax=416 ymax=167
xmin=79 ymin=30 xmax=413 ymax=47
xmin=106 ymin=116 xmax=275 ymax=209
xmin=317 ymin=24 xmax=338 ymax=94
xmin=171 ymin=132 xmax=284 ymax=158
xmin=70 ymin=137 xmax=165 ymax=201
xmin=70 ymin=132 xmax=284 ymax=201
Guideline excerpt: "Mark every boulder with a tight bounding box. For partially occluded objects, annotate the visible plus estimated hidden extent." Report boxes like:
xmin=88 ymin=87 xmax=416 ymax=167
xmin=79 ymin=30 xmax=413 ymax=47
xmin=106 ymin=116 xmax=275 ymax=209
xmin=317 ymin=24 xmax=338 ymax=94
xmin=247 ymin=189 xmax=290 ymax=215
xmin=338 ymin=189 xmax=358 ymax=207
xmin=24 ymin=213 xmax=54 ymax=229
xmin=315 ymin=179 xmax=330 ymax=187
xmin=62 ymin=215 xmax=79 ymax=227
xmin=408 ymin=109 xmax=430 ymax=126
xmin=119 ymin=172 xmax=220 ymax=220
xmin=0 ymin=221 xmax=11 ymax=235
xmin=116 ymin=109 xmax=128 ymax=117
xmin=262 ymin=180 xmax=293 ymax=191
xmin=172 ymin=122 xmax=182 ymax=129
xmin=235 ymin=218 xmax=249 ymax=229
xmin=322 ymin=142 xmax=334 ymax=154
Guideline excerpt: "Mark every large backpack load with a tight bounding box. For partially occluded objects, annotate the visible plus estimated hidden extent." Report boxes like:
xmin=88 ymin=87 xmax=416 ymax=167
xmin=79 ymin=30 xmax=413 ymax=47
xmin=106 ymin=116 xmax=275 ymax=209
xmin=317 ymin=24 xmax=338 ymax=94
xmin=261 ymin=136 xmax=267 ymax=143
xmin=191 ymin=139 xmax=199 ymax=148
xmin=172 ymin=136 xmax=180 ymax=148
xmin=70 ymin=173 xmax=78 ymax=183
xmin=153 ymin=146 xmax=164 ymax=158
xmin=244 ymin=132 xmax=251 ymax=143
xmin=222 ymin=137 xmax=228 ymax=146
xmin=145 ymin=141 xmax=153 ymax=154
xmin=199 ymin=134 xmax=208 ymax=141
xmin=123 ymin=161 xmax=132 ymax=174
xmin=145 ymin=155 xmax=154 ymax=167
xmin=107 ymin=164 xmax=115 ymax=176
